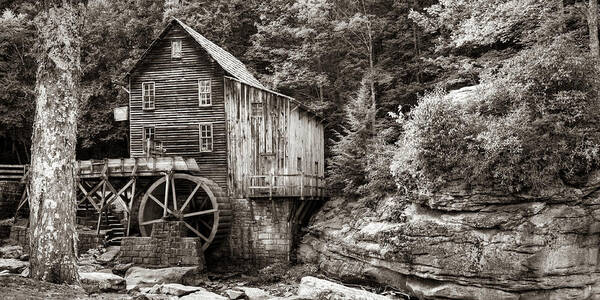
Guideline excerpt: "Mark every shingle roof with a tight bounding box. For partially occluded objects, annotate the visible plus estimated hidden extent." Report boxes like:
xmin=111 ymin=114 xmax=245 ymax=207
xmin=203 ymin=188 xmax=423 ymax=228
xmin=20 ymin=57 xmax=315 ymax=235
xmin=173 ymin=19 xmax=264 ymax=88
xmin=126 ymin=19 xmax=264 ymax=89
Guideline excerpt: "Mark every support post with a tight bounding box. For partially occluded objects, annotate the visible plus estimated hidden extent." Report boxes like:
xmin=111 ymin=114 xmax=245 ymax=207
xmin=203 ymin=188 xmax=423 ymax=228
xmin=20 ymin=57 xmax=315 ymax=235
xmin=127 ymin=178 xmax=136 ymax=236
xmin=96 ymin=180 xmax=106 ymax=234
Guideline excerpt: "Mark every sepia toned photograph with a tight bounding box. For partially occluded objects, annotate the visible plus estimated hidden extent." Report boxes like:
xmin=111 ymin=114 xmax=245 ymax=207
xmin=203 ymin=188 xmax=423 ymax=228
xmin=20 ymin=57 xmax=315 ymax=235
xmin=0 ymin=0 xmax=598 ymax=299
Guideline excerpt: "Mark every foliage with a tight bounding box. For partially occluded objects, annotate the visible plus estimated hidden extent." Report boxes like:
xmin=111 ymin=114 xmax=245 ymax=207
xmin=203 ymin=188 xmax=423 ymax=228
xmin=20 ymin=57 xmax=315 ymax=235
xmin=327 ymin=79 xmax=375 ymax=198
xmin=410 ymin=0 xmax=549 ymax=52
xmin=77 ymin=0 xmax=163 ymax=159
xmin=164 ymin=0 xmax=259 ymax=59
xmin=392 ymin=36 xmax=600 ymax=194
xmin=0 ymin=8 xmax=35 ymax=158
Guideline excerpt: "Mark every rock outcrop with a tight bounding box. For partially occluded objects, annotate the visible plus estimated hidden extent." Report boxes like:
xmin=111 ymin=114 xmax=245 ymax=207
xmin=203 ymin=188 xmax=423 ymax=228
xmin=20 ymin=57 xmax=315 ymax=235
xmin=298 ymin=174 xmax=600 ymax=299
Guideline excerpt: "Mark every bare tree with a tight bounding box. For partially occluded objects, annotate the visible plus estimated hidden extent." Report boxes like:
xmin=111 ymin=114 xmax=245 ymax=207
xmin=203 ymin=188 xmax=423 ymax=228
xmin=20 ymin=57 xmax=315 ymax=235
xmin=28 ymin=0 xmax=82 ymax=284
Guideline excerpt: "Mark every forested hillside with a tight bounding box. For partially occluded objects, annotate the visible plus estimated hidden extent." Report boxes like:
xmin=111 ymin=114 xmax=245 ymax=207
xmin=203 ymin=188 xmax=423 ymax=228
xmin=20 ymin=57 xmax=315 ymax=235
xmin=1 ymin=0 xmax=599 ymax=200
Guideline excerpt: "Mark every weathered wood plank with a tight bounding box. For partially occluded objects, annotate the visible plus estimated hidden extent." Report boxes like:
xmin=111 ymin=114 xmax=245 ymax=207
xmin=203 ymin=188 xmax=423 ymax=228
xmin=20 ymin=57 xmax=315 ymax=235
xmin=224 ymin=77 xmax=326 ymax=198
xmin=128 ymin=23 xmax=228 ymax=190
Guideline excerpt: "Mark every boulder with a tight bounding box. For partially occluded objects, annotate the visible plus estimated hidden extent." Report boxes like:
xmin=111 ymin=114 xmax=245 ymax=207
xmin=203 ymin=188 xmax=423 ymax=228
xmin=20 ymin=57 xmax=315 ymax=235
xmin=97 ymin=246 xmax=120 ymax=264
xmin=78 ymin=263 xmax=104 ymax=273
xmin=140 ymin=284 xmax=162 ymax=295
xmin=0 ymin=245 xmax=23 ymax=259
xmin=225 ymin=289 xmax=245 ymax=299
xmin=140 ymin=283 xmax=204 ymax=297
xmin=80 ymin=272 xmax=126 ymax=293
xmin=158 ymin=283 xmax=204 ymax=296
xmin=236 ymin=287 xmax=273 ymax=300
xmin=298 ymin=178 xmax=600 ymax=300
xmin=0 ymin=258 xmax=28 ymax=273
xmin=298 ymin=276 xmax=388 ymax=300
xmin=113 ymin=262 xmax=134 ymax=276
xmin=140 ymin=294 xmax=178 ymax=300
xmin=125 ymin=266 xmax=202 ymax=290
xmin=180 ymin=290 xmax=228 ymax=300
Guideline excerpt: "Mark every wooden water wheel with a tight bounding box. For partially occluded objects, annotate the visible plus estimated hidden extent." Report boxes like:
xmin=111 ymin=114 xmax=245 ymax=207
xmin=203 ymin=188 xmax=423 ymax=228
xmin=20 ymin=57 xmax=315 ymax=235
xmin=138 ymin=173 xmax=231 ymax=251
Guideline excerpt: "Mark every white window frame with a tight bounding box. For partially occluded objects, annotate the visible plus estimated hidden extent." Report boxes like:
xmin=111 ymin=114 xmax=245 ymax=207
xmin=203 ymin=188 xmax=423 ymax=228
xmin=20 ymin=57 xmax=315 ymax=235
xmin=199 ymin=123 xmax=213 ymax=152
xmin=171 ymin=40 xmax=182 ymax=59
xmin=142 ymin=82 xmax=155 ymax=110
xmin=142 ymin=126 xmax=155 ymax=154
xmin=198 ymin=79 xmax=211 ymax=107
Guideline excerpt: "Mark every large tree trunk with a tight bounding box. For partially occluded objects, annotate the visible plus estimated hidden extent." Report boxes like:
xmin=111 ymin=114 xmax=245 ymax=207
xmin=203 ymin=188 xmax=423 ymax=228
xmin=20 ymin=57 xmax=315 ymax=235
xmin=28 ymin=2 xmax=81 ymax=284
xmin=589 ymin=0 xmax=599 ymax=57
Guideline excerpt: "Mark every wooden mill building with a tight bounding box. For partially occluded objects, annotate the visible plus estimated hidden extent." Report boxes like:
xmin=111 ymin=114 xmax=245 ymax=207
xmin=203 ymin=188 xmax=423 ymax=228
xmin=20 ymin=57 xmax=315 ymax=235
xmin=124 ymin=18 xmax=326 ymax=265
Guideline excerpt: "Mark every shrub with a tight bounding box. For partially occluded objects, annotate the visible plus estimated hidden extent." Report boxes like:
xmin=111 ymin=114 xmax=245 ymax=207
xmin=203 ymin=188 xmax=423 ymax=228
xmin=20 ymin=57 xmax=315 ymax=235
xmin=392 ymin=36 xmax=600 ymax=194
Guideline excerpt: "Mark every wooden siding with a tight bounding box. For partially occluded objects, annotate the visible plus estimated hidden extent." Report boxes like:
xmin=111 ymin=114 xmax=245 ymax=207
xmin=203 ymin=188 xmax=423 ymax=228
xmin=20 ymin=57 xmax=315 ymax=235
xmin=129 ymin=24 xmax=228 ymax=189
xmin=224 ymin=77 xmax=325 ymax=198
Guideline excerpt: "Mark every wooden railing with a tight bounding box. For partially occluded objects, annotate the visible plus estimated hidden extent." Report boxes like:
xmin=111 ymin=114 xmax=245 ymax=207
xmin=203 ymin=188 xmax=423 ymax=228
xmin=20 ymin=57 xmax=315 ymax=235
xmin=249 ymin=173 xmax=326 ymax=199
xmin=0 ymin=164 xmax=27 ymax=182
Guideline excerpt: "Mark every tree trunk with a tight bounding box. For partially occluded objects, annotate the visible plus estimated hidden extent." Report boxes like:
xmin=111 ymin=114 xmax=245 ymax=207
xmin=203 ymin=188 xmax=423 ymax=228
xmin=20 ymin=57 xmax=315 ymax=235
xmin=589 ymin=0 xmax=599 ymax=57
xmin=29 ymin=3 xmax=81 ymax=284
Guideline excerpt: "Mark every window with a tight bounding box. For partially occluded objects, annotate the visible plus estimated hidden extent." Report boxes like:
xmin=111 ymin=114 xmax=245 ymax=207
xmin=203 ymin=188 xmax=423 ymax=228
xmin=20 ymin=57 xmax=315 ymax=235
xmin=142 ymin=82 xmax=155 ymax=110
xmin=315 ymin=161 xmax=319 ymax=175
xmin=142 ymin=126 xmax=155 ymax=153
xmin=171 ymin=40 xmax=182 ymax=59
xmin=198 ymin=80 xmax=211 ymax=106
xmin=199 ymin=123 xmax=213 ymax=152
xmin=251 ymin=102 xmax=263 ymax=117
xmin=297 ymin=157 xmax=302 ymax=173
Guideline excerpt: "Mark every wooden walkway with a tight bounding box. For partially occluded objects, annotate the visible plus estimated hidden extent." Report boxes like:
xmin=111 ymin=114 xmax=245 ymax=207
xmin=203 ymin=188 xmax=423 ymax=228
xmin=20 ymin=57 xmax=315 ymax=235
xmin=249 ymin=173 xmax=326 ymax=200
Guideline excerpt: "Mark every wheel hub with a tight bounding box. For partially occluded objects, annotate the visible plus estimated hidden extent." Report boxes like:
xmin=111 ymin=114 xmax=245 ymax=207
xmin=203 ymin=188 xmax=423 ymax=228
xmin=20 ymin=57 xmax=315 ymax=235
xmin=172 ymin=210 xmax=184 ymax=220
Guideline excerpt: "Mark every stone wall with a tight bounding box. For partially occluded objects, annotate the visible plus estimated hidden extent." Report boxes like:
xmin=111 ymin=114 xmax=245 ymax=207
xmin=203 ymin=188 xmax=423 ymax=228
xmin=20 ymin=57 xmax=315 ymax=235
xmin=0 ymin=181 xmax=23 ymax=220
xmin=9 ymin=225 xmax=28 ymax=252
xmin=79 ymin=230 xmax=106 ymax=253
xmin=0 ymin=224 xmax=10 ymax=239
xmin=9 ymin=225 xmax=105 ymax=254
xmin=210 ymin=198 xmax=293 ymax=268
xmin=120 ymin=221 xmax=205 ymax=268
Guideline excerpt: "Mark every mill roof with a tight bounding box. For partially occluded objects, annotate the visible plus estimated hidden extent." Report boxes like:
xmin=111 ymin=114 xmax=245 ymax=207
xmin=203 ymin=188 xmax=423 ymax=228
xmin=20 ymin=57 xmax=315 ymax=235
xmin=125 ymin=18 xmax=264 ymax=89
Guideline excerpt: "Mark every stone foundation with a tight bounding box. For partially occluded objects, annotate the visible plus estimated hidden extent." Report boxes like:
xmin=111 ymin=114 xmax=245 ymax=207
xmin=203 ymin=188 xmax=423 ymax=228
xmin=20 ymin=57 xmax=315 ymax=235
xmin=79 ymin=230 xmax=106 ymax=253
xmin=9 ymin=225 xmax=105 ymax=254
xmin=120 ymin=221 xmax=205 ymax=268
xmin=9 ymin=225 xmax=28 ymax=252
xmin=210 ymin=198 xmax=295 ymax=268
xmin=0 ymin=224 xmax=10 ymax=239
xmin=0 ymin=181 xmax=23 ymax=220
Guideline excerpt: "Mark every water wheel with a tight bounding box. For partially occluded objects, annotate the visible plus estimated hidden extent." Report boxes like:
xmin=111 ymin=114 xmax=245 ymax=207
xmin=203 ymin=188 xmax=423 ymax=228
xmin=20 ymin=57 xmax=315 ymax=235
xmin=138 ymin=173 xmax=231 ymax=251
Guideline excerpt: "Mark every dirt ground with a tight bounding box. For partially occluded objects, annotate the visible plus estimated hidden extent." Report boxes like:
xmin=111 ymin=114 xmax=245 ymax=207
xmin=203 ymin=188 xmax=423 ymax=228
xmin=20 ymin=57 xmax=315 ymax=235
xmin=0 ymin=275 xmax=95 ymax=300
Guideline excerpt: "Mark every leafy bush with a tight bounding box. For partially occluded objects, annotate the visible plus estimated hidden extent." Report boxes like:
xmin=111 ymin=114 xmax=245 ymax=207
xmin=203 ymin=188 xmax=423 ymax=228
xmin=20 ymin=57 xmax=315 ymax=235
xmin=392 ymin=36 xmax=600 ymax=194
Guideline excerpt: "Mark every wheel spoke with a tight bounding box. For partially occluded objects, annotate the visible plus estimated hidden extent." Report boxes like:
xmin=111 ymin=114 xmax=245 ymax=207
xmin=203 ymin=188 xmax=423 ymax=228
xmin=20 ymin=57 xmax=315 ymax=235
xmin=148 ymin=193 xmax=174 ymax=215
xmin=163 ymin=175 xmax=170 ymax=218
xmin=171 ymin=176 xmax=178 ymax=211
xmin=184 ymin=208 xmax=217 ymax=218
xmin=183 ymin=221 xmax=209 ymax=242
xmin=181 ymin=183 xmax=201 ymax=211
xmin=198 ymin=218 xmax=212 ymax=230
xmin=141 ymin=218 xmax=163 ymax=226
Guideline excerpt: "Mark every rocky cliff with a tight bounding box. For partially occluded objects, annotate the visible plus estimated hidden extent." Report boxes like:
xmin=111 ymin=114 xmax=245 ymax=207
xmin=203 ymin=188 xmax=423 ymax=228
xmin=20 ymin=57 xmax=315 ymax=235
xmin=298 ymin=174 xmax=600 ymax=299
